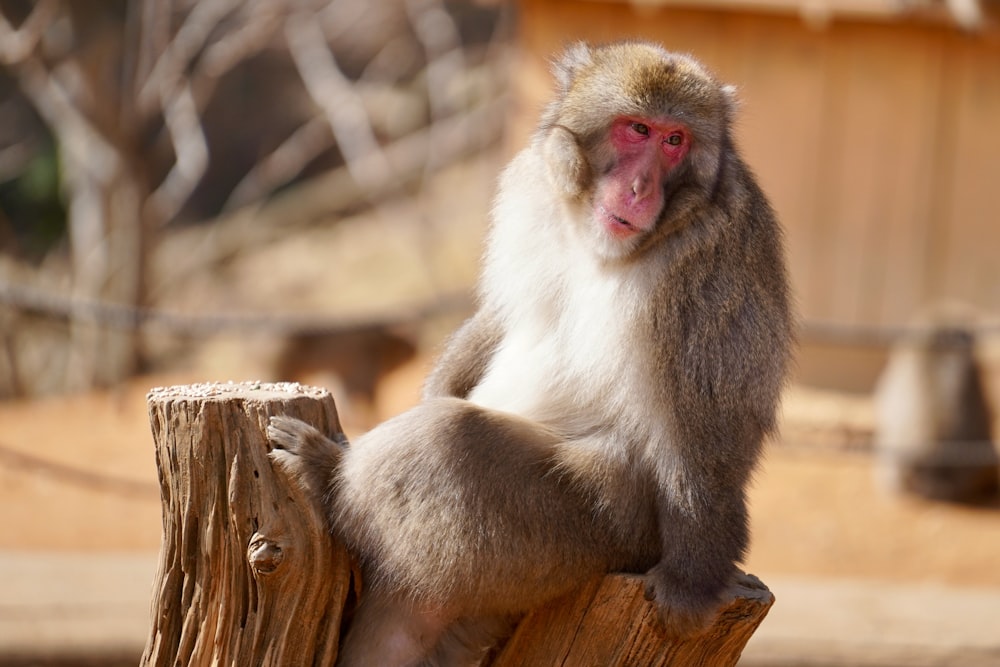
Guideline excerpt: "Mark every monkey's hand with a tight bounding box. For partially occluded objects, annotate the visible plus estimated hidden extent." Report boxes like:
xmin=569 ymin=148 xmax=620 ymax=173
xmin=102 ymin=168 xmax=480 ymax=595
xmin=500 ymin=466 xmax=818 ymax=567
xmin=541 ymin=126 xmax=590 ymax=197
xmin=267 ymin=416 xmax=347 ymax=502
xmin=640 ymin=563 xmax=728 ymax=640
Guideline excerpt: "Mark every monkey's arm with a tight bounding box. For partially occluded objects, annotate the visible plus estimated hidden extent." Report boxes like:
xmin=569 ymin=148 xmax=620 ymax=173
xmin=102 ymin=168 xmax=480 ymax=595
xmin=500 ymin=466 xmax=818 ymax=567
xmin=647 ymin=236 xmax=792 ymax=638
xmin=644 ymin=421 xmax=757 ymax=638
xmin=422 ymin=309 xmax=503 ymax=400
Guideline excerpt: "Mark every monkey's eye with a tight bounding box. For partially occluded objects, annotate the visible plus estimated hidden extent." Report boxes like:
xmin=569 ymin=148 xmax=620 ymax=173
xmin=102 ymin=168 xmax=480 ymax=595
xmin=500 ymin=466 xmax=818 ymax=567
xmin=665 ymin=133 xmax=684 ymax=146
xmin=630 ymin=122 xmax=650 ymax=136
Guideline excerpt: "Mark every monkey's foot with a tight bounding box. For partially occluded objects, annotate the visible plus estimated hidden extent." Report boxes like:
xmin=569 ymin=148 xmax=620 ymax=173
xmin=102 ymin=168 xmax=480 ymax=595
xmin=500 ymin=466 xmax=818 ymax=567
xmin=267 ymin=415 xmax=346 ymax=498
xmin=641 ymin=566 xmax=729 ymax=640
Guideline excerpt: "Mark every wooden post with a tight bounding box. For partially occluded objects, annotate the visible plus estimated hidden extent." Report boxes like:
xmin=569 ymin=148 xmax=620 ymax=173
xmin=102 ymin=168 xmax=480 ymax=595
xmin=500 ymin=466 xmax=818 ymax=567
xmin=141 ymin=382 xmax=774 ymax=666
xmin=141 ymin=381 xmax=351 ymax=666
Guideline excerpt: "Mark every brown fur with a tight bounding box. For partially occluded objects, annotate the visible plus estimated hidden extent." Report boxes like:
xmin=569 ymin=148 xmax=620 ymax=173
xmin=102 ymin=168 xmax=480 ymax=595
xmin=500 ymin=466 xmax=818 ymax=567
xmin=269 ymin=41 xmax=793 ymax=666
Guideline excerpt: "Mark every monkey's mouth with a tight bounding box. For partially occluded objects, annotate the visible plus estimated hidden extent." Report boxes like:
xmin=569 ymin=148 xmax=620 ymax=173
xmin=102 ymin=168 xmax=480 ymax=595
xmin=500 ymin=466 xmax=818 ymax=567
xmin=599 ymin=206 xmax=640 ymax=238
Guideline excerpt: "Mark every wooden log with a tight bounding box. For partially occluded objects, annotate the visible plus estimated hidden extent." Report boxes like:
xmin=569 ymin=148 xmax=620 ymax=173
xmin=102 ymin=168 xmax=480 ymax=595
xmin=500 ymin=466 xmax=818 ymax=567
xmin=141 ymin=382 xmax=773 ymax=666
xmin=141 ymin=381 xmax=351 ymax=666
xmin=486 ymin=572 xmax=774 ymax=667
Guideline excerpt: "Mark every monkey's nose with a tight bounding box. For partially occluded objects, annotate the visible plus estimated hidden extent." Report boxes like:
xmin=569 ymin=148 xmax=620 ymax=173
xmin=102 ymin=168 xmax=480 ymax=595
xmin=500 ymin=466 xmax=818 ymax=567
xmin=631 ymin=177 xmax=652 ymax=201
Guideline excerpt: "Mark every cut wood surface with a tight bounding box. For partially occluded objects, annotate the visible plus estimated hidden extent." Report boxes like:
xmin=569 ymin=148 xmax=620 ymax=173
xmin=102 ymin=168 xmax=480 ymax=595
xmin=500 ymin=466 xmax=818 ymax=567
xmin=142 ymin=381 xmax=773 ymax=666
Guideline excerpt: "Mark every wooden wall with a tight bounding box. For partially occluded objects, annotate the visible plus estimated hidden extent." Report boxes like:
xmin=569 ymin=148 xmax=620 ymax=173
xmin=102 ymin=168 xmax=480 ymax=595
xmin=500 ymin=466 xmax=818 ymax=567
xmin=509 ymin=1 xmax=1000 ymax=389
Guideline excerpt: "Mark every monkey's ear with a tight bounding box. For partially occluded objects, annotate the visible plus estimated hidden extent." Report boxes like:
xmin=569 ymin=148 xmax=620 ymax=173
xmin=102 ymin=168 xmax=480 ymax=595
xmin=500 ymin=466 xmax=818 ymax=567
xmin=551 ymin=42 xmax=593 ymax=92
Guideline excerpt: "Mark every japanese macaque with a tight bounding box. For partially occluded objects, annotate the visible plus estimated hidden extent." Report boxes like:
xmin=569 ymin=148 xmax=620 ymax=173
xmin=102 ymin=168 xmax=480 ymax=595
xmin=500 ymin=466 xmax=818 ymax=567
xmin=875 ymin=327 xmax=998 ymax=504
xmin=269 ymin=41 xmax=793 ymax=665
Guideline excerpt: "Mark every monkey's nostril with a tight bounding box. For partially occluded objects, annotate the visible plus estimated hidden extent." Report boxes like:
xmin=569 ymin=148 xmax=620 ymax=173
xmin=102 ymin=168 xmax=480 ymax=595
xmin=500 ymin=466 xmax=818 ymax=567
xmin=632 ymin=178 xmax=652 ymax=200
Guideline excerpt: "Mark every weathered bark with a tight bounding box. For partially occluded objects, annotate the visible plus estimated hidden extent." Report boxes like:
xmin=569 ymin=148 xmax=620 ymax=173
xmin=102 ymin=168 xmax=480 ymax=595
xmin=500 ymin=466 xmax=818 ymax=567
xmin=487 ymin=572 xmax=774 ymax=667
xmin=141 ymin=381 xmax=351 ymax=667
xmin=142 ymin=382 xmax=773 ymax=666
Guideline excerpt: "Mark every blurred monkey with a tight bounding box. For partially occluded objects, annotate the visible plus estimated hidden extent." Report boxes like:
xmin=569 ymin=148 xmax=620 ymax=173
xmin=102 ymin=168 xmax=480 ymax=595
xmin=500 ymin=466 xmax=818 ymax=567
xmin=875 ymin=326 xmax=999 ymax=504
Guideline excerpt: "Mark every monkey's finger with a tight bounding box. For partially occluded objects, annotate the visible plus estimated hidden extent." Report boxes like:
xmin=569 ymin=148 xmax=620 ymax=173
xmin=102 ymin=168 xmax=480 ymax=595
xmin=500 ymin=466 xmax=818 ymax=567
xmin=266 ymin=415 xmax=314 ymax=451
xmin=268 ymin=448 xmax=298 ymax=467
xmin=642 ymin=579 xmax=657 ymax=602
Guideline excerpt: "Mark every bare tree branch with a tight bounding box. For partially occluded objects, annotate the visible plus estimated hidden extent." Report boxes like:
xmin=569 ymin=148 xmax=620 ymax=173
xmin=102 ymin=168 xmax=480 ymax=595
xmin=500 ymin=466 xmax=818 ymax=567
xmin=0 ymin=0 xmax=58 ymax=65
xmin=147 ymin=82 xmax=209 ymax=223
xmin=224 ymin=115 xmax=334 ymax=211
xmin=200 ymin=0 xmax=290 ymax=78
xmin=406 ymin=0 xmax=467 ymax=172
xmin=129 ymin=0 xmax=171 ymax=112
xmin=316 ymin=0 xmax=370 ymax=44
xmin=136 ymin=0 xmax=241 ymax=113
xmin=285 ymin=12 xmax=395 ymax=196
xmin=14 ymin=57 xmax=120 ymax=184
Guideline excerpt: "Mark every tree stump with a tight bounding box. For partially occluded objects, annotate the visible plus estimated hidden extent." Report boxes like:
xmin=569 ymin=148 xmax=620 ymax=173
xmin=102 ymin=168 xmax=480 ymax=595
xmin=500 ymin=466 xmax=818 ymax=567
xmin=141 ymin=381 xmax=351 ymax=666
xmin=142 ymin=382 xmax=774 ymax=666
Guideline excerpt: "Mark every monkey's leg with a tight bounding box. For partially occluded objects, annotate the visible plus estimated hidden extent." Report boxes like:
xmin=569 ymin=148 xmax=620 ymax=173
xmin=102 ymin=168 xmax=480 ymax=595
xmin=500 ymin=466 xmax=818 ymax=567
xmin=336 ymin=398 xmax=617 ymax=616
xmin=339 ymin=594 xmax=513 ymax=667
xmin=640 ymin=474 xmax=751 ymax=639
xmin=267 ymin=415 xmax=347 ymax=510
xmin=338 ymin=599 xmax=513 ymax=667
xmin=335 ymin=592 xmax=454 ymax=667
xmin=425 ymin=615 xmax=516 ymax=666
xmin=335 ymin=589 xmax=510 ymax=667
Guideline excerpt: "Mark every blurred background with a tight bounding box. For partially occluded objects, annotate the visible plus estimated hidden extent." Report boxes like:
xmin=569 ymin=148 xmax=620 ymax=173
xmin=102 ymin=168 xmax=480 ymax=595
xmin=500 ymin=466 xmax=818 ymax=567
xmin=0 ymin=0 xmax=998 ymax=665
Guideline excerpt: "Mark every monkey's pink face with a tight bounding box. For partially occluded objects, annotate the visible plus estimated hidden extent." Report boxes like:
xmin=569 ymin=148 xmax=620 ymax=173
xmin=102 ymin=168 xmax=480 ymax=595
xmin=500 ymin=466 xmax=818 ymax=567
xmin=595 ymin=117 xmax=689 ymax=244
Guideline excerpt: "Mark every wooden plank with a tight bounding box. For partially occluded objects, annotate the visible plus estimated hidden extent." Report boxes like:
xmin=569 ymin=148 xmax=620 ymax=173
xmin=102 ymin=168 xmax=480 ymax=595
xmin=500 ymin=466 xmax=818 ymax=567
xmin=870 ymin=28 xmax=946 ymax=326
xmin=932 ymin=36 xmax=1000 ymax=311
xmin=817 ymin=23 xmax=946 ymax=326
xmin=717 ymin=18 xmax=830 ymax=324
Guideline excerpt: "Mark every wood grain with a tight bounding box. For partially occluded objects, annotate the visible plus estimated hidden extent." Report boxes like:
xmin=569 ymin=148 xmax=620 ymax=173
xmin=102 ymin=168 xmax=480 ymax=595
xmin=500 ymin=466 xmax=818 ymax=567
xmin=141 ymin=381 xmax=351 ymax=666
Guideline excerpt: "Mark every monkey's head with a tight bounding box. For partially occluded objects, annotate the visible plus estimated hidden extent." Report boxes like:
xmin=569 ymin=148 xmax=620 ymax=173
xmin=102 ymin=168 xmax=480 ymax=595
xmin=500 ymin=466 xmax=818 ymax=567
xmin=538 ymin=41 xmax=736 ymax=260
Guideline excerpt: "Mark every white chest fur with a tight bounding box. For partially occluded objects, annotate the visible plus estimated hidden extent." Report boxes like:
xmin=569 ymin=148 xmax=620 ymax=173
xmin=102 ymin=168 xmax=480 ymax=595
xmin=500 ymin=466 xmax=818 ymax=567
xmin=468 ymin=151 xmax=645 ymax=436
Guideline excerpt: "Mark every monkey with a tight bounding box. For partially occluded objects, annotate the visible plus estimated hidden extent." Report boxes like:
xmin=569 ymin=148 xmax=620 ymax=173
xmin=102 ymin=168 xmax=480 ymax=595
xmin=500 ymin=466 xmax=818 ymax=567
xmin=874 ymin=326 xmax=999 ymax=504
xmin=268 ymin=41 xmax=794 ymax=666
